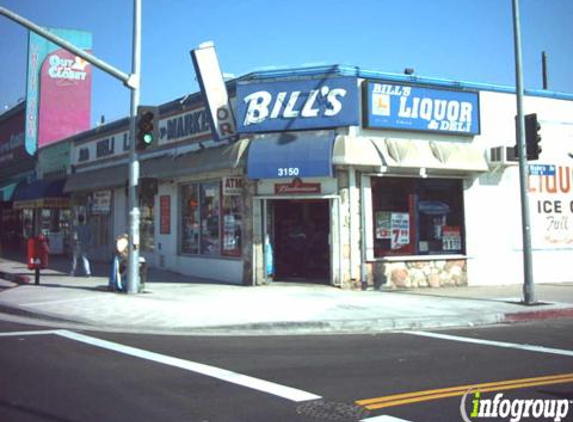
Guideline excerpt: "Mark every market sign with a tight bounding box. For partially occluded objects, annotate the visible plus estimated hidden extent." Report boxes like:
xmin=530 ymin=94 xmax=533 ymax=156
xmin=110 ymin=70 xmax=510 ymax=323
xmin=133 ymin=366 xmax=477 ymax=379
xmin=190 ymin=42 xmax=238 ymax=143
xmin=237 ymin=77 xmax=358 ymax=133
xmin=363 ymin=81 xmax=480 ymax=135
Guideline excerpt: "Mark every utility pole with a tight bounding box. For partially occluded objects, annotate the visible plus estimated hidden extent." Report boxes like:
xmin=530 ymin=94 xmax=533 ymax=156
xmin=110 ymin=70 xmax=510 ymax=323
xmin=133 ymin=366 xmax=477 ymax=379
xmin=1 ymin=0 xmax=142 ymax=294
xmin=542 ymin=51 xmax=549 ymax=90
xmin=511 ymin=0 xmax=536 ymax=305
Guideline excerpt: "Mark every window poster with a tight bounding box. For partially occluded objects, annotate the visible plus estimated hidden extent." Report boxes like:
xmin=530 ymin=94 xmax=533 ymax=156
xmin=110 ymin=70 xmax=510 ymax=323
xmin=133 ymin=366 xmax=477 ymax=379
xmin=223 ymin=215 xmax=236 ymax=251
xmin=375 ymin=211 xmax=391 ymax=239
xmin=391 ymin=212 xmax=410 ymax=250
xmin=442 ymin=225 xmax=462 ymax=251
xmin=159 ymin=195 xmax=170 ymax=234
xmin=91 ymin=190 xmax=111 ymax=214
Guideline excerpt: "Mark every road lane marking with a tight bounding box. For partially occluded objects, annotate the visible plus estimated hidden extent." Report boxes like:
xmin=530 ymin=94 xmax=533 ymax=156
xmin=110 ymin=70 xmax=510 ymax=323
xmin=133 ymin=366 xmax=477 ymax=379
xmin=356 ymin=373 xmax=573 ymax=410
xmin=0 ymin=330 xmax=61 ymax=337
xmin=55 ymin=330 xmax=321 ymax=402
xmin=407 ymin=330 xmax=573 ymax=357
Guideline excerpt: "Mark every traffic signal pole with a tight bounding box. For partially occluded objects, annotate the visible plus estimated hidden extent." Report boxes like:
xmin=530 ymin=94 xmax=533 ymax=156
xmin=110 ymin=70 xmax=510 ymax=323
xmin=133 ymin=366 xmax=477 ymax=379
xmin=1 ymin=0 xmax=142 ymax=294
xmin=127 ymin=0 xmax=142 ymax=294
xmin=511 ymin=0 xmax=536 ymax=305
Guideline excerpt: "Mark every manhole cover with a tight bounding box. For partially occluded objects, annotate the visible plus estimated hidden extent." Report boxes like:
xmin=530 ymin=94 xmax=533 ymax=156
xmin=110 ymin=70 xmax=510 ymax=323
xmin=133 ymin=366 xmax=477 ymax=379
xmin=296 ymin=399 xmax=369 ymax=421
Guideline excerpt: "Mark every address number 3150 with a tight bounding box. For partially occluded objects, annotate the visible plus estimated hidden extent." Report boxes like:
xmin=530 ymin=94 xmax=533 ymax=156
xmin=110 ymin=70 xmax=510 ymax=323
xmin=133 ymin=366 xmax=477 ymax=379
xmin=277 ymin=167 xmax=300 ymax=177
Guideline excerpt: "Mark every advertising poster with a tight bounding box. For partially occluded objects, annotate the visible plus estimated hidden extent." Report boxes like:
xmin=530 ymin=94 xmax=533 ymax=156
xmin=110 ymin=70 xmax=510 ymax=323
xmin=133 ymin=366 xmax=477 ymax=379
xmin=375 ymin=211 xmax=391 ymax=239
xmin=160 ymin=195 xmax=171 ymax=235
xmin=391 ymin=212 xmax=410 ymax=250
xmin=90 ymin=190 xmax=111 ymax=214
xmin=442 ymin=226 xmax=462 ymax=251
xmin=26 ymin=28 xmax=92 ymax=154
xmin=223 ymin=215 xmax=236 ymax=251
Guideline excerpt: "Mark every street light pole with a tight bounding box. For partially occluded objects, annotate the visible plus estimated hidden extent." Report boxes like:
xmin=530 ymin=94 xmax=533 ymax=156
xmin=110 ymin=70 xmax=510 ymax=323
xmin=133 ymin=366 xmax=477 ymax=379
xmin=511 ymin=0 xmax=536 ymax=305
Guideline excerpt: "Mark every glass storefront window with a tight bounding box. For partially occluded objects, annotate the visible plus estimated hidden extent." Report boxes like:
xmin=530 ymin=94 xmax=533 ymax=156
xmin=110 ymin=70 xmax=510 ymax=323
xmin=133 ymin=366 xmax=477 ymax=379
xmin=180 ymin=180 xmax=242 ymax=257
xmin=222 ymin=195 xmax=242 ymax=256
xmin=181 ymin=184 xmax=200 ymax=254
xmin=201 ymin=182 xmax=221 ymax=255
xmin=23 ymin=209 xmax=33 ymax=239
xmin=372 ymin=177 xmax=465 ymax=257
xmin=140 ymin=195 xmax=155 ymax=252
xmin=86 ymin=192 xmax=111 ymax=250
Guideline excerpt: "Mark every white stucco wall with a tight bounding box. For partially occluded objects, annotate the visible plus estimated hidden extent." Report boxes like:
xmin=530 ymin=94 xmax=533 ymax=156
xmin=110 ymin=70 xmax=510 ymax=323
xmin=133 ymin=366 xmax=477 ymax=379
xmin=466 ymin=91 xmax=573 ymax=285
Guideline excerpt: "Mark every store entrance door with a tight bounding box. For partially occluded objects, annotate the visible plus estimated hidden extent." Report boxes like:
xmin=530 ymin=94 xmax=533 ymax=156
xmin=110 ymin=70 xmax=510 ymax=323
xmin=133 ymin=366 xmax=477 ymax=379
xmin=272 ymin=199 xmax=330 ymax=283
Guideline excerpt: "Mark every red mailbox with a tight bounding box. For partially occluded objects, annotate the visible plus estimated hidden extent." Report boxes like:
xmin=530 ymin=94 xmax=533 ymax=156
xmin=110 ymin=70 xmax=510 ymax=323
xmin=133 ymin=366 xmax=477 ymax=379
xmin=27 ymin=234 xmax=50 ymax=270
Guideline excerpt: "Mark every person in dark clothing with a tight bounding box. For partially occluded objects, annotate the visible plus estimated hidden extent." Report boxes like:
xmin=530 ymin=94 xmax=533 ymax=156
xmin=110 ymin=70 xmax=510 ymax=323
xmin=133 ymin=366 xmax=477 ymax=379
xmin=70 ymin=215 xmax=92 ymax=277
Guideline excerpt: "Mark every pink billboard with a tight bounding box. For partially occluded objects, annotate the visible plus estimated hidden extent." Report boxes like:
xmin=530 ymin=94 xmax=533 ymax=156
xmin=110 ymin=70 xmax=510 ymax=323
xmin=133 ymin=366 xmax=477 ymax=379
xmin=26 ymin=28 xmax=92 ymax=153
xmin=38 ymin=48 xmax=92 ymax=148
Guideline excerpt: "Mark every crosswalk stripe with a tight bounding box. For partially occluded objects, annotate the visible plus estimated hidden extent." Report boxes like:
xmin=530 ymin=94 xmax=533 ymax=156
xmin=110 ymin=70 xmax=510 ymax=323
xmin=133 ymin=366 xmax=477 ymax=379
xmin=55 ymin=329 xmax=322 ymax=402
xmin=406 ymin=330 xmax=573 ymax=357
xmin=0 ymin=329 xmax=61 ymax=337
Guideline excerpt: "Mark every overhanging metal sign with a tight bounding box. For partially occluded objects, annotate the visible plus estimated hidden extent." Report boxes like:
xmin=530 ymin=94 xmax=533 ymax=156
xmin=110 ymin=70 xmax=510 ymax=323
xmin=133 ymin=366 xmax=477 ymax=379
xmin=363 ymin=81 xmax=480 ymax=135
xmin=190 ymin=42 xmax=237 ymax=143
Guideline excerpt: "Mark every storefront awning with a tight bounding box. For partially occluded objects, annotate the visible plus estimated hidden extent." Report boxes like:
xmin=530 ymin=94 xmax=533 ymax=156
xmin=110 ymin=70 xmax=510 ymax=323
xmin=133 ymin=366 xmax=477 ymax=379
xmin=12 ymin=178 xmax=70 ymax=209
xmin=0 ymin=180 xmax=23 ymax=202
xmin=371 ymin=137 xmax=488 ymax=174
xmin=64 ymin=165 xmax=128 ymax=193
xmin=332 ymin=135 xmax=383 ymax=168
xmin=140 ymin=139 xmax=249 ymax=179
xmin=64 ymin=140 xmax=249 ymax=193
xmin=247 ymin=132 xmax=334 ymax=179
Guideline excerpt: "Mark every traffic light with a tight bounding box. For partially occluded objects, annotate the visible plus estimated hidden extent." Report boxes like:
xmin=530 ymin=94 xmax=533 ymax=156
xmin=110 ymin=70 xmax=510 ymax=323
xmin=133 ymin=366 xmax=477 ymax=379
xmin=525 ymin=113 xmax=542 ymax=160
xmin=136 ymin=105 xmax=159 ymax=151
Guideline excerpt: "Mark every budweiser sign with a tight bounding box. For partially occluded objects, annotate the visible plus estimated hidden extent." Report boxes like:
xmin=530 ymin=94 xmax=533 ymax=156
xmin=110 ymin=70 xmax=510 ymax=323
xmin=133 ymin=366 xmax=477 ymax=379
xmin=274 ymin=178 xmax=321 ymax=195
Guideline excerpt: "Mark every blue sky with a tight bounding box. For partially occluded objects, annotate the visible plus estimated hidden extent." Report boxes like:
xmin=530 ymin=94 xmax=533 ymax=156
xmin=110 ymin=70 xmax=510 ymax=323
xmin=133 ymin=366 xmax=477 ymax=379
xmin=1 ymin=0 xmax=572 ymax=126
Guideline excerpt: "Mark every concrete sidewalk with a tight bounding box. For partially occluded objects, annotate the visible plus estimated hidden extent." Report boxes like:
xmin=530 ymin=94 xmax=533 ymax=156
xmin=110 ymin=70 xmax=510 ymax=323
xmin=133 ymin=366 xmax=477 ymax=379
xmin=1 ymin=254 xmax=572 ymax=335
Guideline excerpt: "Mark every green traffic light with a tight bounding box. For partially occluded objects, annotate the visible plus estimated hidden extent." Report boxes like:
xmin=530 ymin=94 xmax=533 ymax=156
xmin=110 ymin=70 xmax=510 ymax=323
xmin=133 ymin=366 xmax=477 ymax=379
xmin=143 ymin=133 xmax=154 ymax=144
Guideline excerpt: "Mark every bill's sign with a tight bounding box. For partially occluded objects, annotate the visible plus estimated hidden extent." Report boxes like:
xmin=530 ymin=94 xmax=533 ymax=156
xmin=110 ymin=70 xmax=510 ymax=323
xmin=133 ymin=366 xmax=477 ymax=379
xmin=363 ymin=81 xmax=480 ymax=135
xmin=237 ymin=77 xmax=358 ymax=132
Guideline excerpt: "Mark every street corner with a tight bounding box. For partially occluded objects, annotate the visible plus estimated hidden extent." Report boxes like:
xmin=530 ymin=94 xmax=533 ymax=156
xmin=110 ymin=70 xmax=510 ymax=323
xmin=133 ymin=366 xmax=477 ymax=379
xmin=504 ymin=306 xmax=573 ymax=323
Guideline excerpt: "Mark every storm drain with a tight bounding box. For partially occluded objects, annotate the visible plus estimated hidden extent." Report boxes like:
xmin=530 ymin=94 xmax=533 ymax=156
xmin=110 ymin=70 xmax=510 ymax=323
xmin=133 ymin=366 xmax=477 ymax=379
xmin=296 ymin=399 xmax=370 ymax=421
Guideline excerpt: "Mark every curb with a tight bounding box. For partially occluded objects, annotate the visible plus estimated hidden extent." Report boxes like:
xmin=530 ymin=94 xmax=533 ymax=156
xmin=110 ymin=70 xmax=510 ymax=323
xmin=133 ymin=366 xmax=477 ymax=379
xmin=0 ymin=270 xmax=30 ymax=285
xmin=504 ymin=307 xmax=573 ymax=323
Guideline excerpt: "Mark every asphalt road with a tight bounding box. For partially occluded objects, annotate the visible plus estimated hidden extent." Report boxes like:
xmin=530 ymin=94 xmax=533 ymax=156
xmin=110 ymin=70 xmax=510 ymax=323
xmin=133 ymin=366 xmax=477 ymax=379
xmin=0 ymin=319 xmax=572 ymax=422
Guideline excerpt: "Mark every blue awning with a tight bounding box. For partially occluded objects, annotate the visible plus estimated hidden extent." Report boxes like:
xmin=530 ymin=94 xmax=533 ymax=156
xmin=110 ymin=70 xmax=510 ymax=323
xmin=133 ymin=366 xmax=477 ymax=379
xmin=247 ymin=132 xmax=334 ymax=179
xmin=12 ymin=178 xmax=69 ymax=209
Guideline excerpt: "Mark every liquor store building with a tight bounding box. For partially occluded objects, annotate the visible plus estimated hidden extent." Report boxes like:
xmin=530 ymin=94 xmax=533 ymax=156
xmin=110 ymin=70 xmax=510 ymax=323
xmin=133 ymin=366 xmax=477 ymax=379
xmin=63 ymin=66 xmax=573 ymax=289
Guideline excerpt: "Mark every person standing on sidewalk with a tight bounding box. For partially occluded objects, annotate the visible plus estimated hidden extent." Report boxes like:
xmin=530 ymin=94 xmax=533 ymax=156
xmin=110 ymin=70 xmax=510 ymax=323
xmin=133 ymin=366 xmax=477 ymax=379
xmin=70 ymin=214 xmax=92 ymax=277
xmin=109 ymin=233 xmax=128 ymax=292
